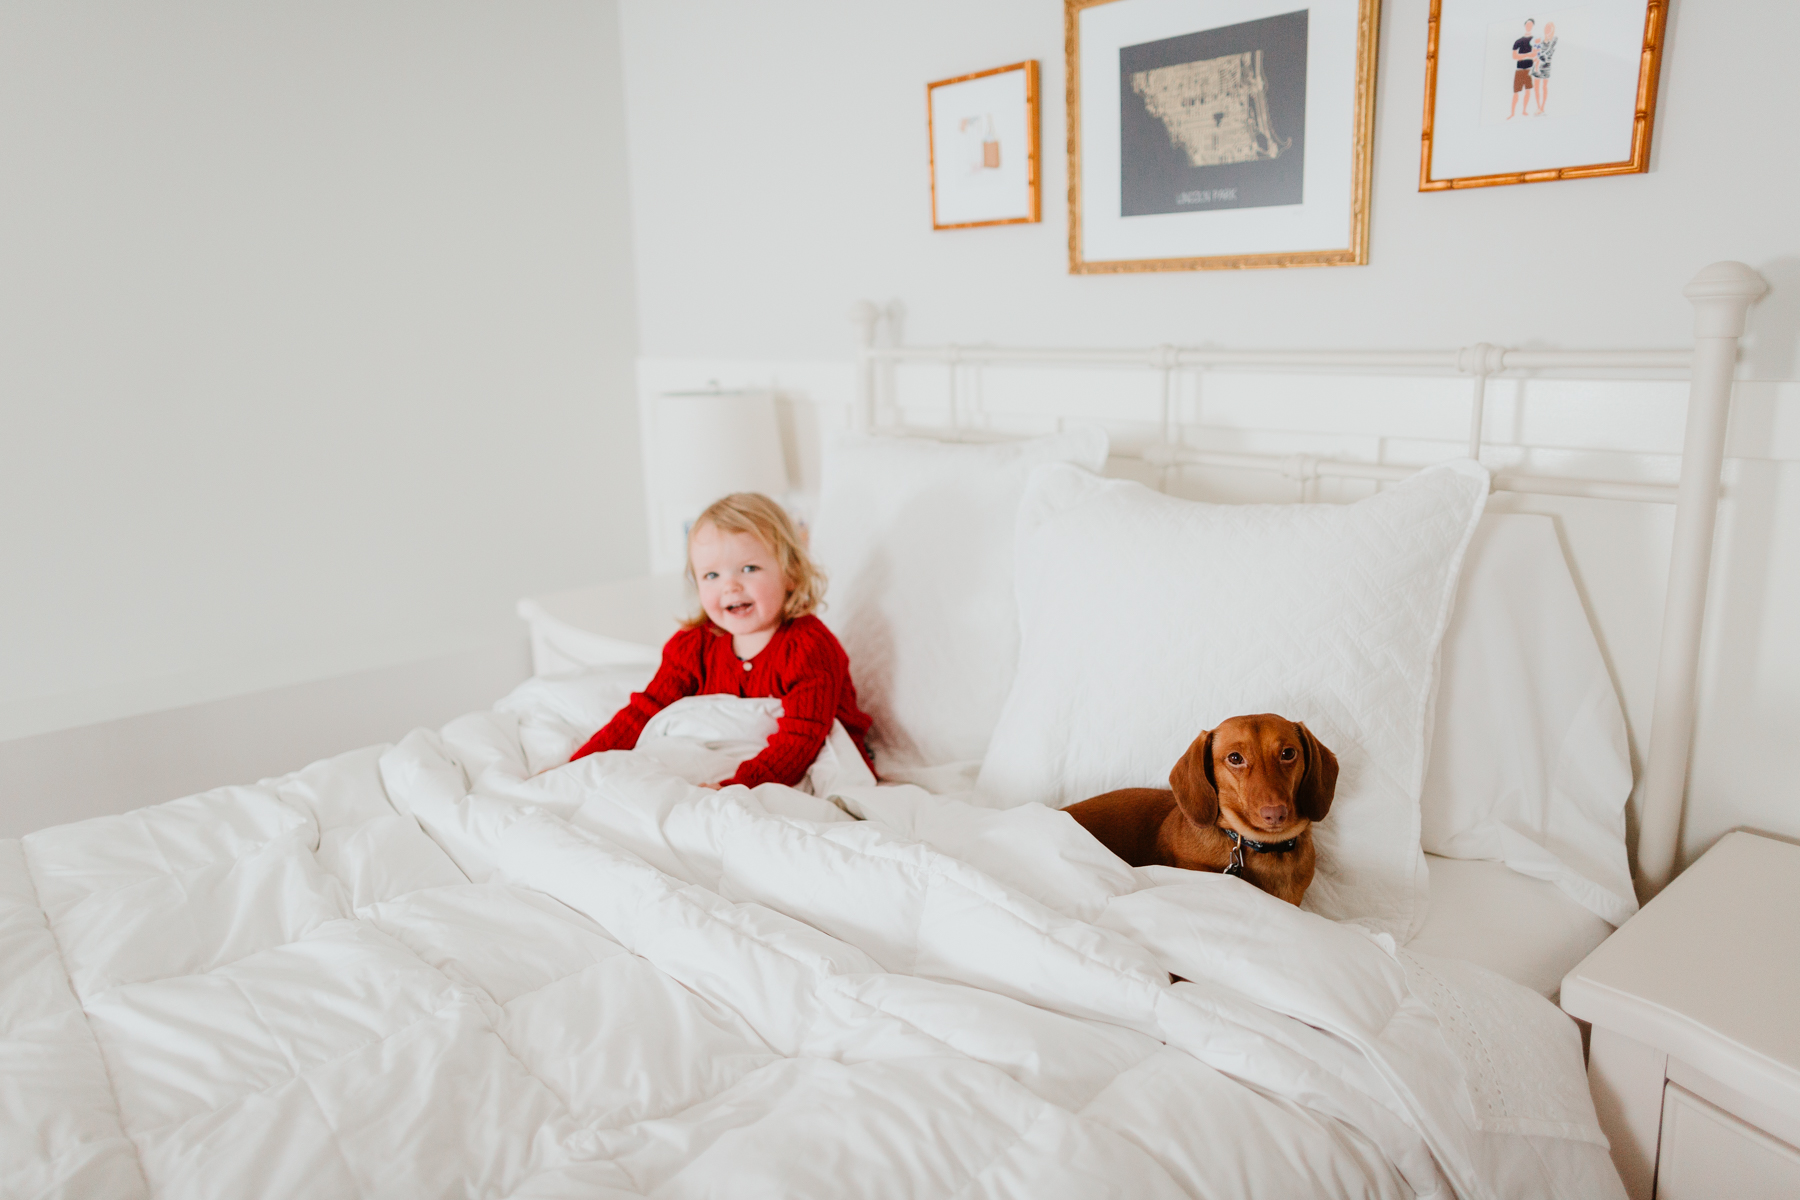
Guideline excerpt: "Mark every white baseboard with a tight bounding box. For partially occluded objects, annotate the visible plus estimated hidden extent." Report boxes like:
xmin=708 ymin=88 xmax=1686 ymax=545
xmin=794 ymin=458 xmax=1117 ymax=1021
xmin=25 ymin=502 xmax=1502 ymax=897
xmin=0 ymin=639 xmax=532 ymax=839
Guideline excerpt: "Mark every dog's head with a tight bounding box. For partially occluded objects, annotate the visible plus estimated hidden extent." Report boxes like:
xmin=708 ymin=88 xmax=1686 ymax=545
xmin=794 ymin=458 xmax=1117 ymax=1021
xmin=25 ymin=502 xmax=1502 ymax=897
xmin=1168 ymin=714 xmax=1338 ymax=839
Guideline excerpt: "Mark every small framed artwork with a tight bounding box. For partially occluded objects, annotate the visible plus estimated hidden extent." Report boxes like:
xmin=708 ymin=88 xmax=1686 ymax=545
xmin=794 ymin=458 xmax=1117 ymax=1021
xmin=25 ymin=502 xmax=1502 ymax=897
xmin=1420 ymin=0 xmax=1666 ymax=190
xmin=927 ymin=61 xmax=1041 ymax=230
xmin=1067 ymin=0 xmax=1380 ymax=273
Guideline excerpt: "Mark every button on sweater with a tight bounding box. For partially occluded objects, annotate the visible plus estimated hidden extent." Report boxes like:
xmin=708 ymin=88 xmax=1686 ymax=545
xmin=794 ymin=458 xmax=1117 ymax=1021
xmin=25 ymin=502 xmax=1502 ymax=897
xmin=570 ymin=614 xmax=876 ymax=788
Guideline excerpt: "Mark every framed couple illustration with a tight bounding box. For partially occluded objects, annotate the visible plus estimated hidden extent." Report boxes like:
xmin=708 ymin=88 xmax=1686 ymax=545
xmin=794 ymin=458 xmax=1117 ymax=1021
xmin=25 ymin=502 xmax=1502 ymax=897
xmin=1066 ymin=0 xmax=1381 ymax=273
xmin=1420 ymin=0 xmax=1667 ymax=188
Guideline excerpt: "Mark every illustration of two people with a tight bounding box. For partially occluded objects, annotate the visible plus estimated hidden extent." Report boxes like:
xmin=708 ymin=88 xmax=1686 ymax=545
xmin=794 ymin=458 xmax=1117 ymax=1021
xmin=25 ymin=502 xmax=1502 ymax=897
xmin=1508 ymin=18 xmax=1558 ymax=118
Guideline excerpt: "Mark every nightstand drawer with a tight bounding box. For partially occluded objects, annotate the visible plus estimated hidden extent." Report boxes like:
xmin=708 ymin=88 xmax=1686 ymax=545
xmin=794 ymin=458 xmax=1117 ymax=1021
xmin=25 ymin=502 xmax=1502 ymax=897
xmin=1658 ymin=1082 xmax=1800 ymax=1199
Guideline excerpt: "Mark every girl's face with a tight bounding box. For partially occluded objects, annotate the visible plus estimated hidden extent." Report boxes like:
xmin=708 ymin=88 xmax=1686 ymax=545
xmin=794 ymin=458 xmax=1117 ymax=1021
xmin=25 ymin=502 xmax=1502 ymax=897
xmin=690 ymin=523 xmax=789 ymax=642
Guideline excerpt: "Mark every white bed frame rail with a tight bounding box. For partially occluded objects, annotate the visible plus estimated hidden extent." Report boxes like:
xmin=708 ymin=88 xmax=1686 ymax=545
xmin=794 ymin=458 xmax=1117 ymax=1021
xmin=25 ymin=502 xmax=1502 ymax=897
xmin=850 ymin=261 xmax=1766 ymax=898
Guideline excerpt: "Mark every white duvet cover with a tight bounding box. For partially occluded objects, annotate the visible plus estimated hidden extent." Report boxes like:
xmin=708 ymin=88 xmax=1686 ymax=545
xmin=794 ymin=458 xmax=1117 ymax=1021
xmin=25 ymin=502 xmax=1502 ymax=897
xmin=3 ymin=693 xmax=1624 ymax=1199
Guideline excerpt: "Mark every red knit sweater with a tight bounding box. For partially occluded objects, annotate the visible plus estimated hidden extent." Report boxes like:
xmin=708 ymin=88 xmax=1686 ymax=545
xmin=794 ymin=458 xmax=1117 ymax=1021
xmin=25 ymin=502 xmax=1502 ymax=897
xmin=569 ymin=614 xmax=875 ymax=788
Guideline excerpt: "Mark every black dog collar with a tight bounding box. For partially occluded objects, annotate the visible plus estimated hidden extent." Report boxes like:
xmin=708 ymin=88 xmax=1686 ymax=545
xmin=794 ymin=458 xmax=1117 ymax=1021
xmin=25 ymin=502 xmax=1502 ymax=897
xmin=1220 ymin=826 xmax=1303 ymax=878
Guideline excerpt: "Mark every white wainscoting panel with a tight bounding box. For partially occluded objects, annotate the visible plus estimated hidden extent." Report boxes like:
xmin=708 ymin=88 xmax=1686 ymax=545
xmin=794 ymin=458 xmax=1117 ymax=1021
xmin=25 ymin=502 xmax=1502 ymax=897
xmin=0 ymin=638 xmax=532 ymax=838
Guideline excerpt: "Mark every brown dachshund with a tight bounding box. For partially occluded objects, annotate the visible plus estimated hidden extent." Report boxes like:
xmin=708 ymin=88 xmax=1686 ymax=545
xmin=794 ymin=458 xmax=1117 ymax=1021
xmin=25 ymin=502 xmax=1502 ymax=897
xmin=1063 ymin=714 xmax=1338 ymax=906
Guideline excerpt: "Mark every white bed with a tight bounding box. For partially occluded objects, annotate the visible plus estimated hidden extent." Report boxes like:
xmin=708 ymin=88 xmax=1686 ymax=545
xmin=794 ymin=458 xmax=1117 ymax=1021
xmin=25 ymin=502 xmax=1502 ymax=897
xmin=518 ymin=585 xmax=1619 ymax=1004
xmin=2 ymin=265 xmax=1766 ymax=1199
xmin=518 ymin=507 xmax=1628 ymax=1006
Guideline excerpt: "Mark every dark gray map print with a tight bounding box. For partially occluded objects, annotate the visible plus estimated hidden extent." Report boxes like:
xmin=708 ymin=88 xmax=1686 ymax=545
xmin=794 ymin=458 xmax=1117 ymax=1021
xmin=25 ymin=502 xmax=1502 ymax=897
xmin=1120 ymin=9 xmax=1309 ymax=216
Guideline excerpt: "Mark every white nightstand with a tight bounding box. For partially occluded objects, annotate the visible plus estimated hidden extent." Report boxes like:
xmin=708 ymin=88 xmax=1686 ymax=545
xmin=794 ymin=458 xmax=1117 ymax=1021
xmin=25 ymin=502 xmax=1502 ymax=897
xmin=1561 ymin=832 xmax=1800 ymax=1199
xmin=516 ymin=574 xmax=687 ymax=676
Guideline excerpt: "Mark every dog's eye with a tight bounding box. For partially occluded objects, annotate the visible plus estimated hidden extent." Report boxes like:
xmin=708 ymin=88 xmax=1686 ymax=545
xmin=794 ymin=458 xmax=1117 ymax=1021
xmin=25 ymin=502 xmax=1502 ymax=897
xmin=1280 ymin=747 xmax=1297 ymax=762
xmin=1226 ymin=752 xmax=1245 ymax=766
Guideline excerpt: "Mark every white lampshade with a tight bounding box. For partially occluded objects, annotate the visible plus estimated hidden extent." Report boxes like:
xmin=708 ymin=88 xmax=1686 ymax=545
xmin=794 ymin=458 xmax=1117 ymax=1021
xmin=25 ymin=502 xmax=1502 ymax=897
xmin=648 ymin=390 xmax=793 ymax=571
xmin=654 ymin=390 xmax=790 ymax=510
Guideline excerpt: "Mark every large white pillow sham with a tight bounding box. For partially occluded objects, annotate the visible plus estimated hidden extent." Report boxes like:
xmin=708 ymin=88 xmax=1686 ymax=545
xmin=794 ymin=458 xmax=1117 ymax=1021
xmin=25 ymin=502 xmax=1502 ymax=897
xmin=810 ymin=426 xmax=1109 ymax=771
xmin=976 ymin=459 xmax=1490 ymax=937
xmin=1422 ymin=513 xmax=1637 ymax=926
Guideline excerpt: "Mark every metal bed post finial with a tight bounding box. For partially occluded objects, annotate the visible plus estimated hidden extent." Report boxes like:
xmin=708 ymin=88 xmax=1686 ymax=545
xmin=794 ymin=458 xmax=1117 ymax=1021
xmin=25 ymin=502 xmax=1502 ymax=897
xmin=849 ymin=300 xmax=880 ymax=430
xmin=1635 ymin=261 xmax=1768 ymax=898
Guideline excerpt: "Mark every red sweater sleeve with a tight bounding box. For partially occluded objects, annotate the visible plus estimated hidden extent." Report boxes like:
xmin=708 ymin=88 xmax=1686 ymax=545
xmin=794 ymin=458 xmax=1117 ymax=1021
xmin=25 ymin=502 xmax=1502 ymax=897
xmin=724 ymin=620 xmax=853 ymax=789
xmin=569 ymin=628 xmax=703 ymax=762
xmin=726 ymin=673 xmax=838 ymax=788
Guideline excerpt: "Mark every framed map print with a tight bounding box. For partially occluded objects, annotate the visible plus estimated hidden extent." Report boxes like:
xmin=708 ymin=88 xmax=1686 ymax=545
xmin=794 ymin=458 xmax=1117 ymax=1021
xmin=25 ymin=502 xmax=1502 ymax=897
xmin=1420 ymin=0 xmax=1666 ymax=190
xmin=1067 ymin=0 xmax=1380 ymax=273
xmin=928 ymin=61 xmax=1042 ymax=230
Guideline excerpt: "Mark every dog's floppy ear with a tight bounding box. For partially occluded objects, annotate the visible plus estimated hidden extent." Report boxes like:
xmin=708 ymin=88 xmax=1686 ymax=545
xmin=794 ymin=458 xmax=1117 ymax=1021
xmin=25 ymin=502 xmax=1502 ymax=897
xmin=1168 ymin=729 xmax=1219 ymax=826
xmin=1294 ymin=723 xmax=1339 ymax=822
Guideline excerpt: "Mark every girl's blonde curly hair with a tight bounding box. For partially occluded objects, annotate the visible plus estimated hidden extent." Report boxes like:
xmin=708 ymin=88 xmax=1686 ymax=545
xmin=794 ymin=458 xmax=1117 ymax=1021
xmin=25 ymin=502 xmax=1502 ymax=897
xmin=681 ymin=493 xmax=826 ymax=630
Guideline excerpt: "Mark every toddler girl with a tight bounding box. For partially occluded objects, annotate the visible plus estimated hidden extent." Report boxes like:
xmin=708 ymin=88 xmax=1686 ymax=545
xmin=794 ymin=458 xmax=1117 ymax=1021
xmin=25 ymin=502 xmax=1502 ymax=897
xmin=570 ymin=492 xmax=875 ymax=788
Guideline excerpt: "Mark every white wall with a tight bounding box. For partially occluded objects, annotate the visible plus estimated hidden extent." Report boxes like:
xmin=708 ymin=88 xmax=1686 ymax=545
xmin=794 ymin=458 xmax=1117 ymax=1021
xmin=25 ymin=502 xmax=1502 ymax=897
xmin=0 ymin=640 xmax=529 ymax=839
xmin=0 ymin=3 xmax=646 ymax=754
xmin=618 ymin=0 xmax=1800 ymax=874
xmin=618 ymin=0 xmax=1800 ymax=365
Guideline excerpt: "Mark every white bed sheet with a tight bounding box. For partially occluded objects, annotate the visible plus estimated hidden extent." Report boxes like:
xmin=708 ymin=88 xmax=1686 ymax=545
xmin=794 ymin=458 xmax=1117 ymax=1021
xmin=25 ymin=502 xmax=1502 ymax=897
xmin=1422 ymin=514 xmax=1638 ymax=928
xmin=1409 ymin=855 xmax=1616 ymax=1002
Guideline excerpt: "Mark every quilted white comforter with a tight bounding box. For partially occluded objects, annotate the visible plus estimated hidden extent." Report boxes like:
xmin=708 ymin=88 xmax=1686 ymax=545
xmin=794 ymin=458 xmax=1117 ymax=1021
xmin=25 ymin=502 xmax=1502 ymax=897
xmin=3 ymin=685 xmax=1625 ymax=1199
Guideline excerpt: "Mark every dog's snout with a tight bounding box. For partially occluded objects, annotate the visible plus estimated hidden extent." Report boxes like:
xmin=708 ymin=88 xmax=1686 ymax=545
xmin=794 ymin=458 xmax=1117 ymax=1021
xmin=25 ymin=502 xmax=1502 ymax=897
xmin=1258 ymin=805 xmax=1289 ymax=827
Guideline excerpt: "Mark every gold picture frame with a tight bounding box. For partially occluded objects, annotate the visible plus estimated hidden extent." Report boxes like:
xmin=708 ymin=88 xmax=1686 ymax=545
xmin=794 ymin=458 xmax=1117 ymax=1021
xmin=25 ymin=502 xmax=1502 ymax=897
xmin=1419 ymin=0 xmax=1666 ymax=190
xmin=1067 ymin=0 xmax=1380 ymax=273
xmin=927 ymin=61 xmax=1042 ymax=231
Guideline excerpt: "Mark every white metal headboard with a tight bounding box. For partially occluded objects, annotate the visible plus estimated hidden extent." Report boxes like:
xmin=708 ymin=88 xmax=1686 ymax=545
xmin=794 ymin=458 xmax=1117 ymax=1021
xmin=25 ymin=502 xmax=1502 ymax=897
xmin=850 ymin=261 xmax=1766 ymax=899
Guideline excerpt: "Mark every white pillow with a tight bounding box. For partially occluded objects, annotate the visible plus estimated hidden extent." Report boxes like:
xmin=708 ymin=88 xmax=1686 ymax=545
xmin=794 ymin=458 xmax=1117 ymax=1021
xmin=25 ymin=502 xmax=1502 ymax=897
xmin=1422 ymin=513 xmax=1637 ymax=926
xmin=494 ymin=664 xmax=656 ymax=735
xmin=810 ymin=426 xmax=1109 ymax=771
xmin=977 ymin=460 xmax=1490 ymax=937
xmin=492 ymin=664 xmax=658 ymax=774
